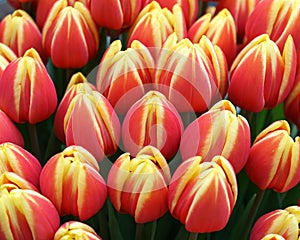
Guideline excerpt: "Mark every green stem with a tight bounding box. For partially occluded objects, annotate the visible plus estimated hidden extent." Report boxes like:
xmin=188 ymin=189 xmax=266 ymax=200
xmin=135 ymin=223 xmax=144 ymax=240
xmin=28 ymin=123 xmax=41 ymax=160
xmin=189 ymin=232 xmax=198 ymax=240
xmin=43 ymin=129 xmax=62 ymax=165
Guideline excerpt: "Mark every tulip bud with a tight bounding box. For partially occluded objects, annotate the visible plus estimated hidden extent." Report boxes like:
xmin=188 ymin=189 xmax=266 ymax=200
xmin=40 ymin=146 xmax=107 ymax=221
xmin=0 ymin=48 xmax=57 ymax=124
xmin=245 ymin=120 xmax=300 ymax=193
xmin=54 ymin=221 xmax=102 ymax=240
xmin=0 ymin=9 xmax=47 ymax=62
xmin=228 ymin=34 xmax=297 ymax=112
xmin=0 ymin=172 xmax=38 ymax=192
xmin=0 ymin=183 xmax=60 ymax=240
xmin=54 ymin=72 xmax=96 ymax=142
xmin=107 ymin=145 xmax=171 ymax=223
xmin=261 ymin=234 xmax=285 ymax=240
xmin=188 ymin=9 xmax=237 ymax=66
xmin=0 ymin=109 xmax=24 ymax=147
xmin=96 ymin=40 xmax=154 ymax=114
xmin=64 ymin=90 xmax=120 ymax=161
xmin=122 ymin=90 xmax=184 ymax=160
xmin=128 ymin=1 xmax=186 ymax=48
xmin=250 ymin=206 xmax=300 ymax=240
xmin=168 ymin=155 xmax=238 ymax=233
xmin=155 ymin=33 xmax=228 ymax=113
xmin=180 ymin=100 xmax=250 ymax=173
xmin=0 ymin=43 xmax=17 ymax=77
xmin=42 ymin=0 xmax=99 ymax=68
xmin=0 ymin=142 xmax=42 ymax=188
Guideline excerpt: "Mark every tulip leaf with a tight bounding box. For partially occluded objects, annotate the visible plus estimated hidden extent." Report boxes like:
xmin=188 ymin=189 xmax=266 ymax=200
xmin=174 ymin=225 xmax=189 ymax=240
xmin=155 ymin=212 xmax=182 ymax=239
xmin=107 ymin=199 xmax=124 ymax=240
xmin=144 ymin=221 xmax=157 ymax=240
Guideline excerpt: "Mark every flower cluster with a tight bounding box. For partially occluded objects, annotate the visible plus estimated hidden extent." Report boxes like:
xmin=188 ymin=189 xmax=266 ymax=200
xmin=0 ymin=0 xmax=300 ymax=239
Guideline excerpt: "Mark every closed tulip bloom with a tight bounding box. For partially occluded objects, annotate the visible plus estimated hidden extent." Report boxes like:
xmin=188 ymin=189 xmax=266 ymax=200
xmin=90 ymin=0 xmax=142 ymax=30
xmin=0 ymin=10 xmax=47 ymax=62
xmin=54 ymin=221 xmax=102 ymax=240
xmin=261 ymin=234 xmax=285 ymax=240
xmin=40 ymin=146 xmax=107 ymax=221
xmin=155 ymin=33 xmax=228 ymax=113
xmin=228 ymin=34 xmax=297 ymax=112
xmin=54 ymin=72 xmax=96 ymax=142
xmin=128 ymin=1 xmax=186 ymax=48
xmin=188 ymin=9 xmax=237 ymax=66
xmin=0 ymin=142 xmax=42 ymax=188
xmin=96 ymin=40 xmax=154 ymax=114
xmin=64 ymin=91 xmax=120 ymax=161
xmin=0 ymin=43 xmax=17 ymax=77
xmin=122 ymin=91 xmax=184 ymax=160
xmin=0 ymin=171 xmax=38 ymax=192
xmin=245 ymin=120 xmax=300 ymax=193
xmin=0 ymin=109 xmax=24 ymax=147
xmin=42 ymin=0 xmax=99 ymax=68
xmin=250 ymin=206 xmax=300 ymax=240
xmin=0 ymin=48 xmax=57 ymax=124
xmin=0 ymin=182 xmax=60 ymax=240
xmin=168 ymin=155 xmax=238 ymax=233
xmin=107 ymin=146 xmax=171 ymax=223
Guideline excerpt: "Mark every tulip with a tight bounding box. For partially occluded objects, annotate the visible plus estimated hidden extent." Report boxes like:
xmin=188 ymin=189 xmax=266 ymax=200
xmin=54 ymin=72 xmax=96 ymax=142
xmin=154 ymin=0 xmax=198 ymax=27
xmin=228 ymin=34 xmax=297 ymax=112
xmin=39 ymin=146 xmax=107 ymax=221
xmin=168 ymin=155 xmax=238 ymax=233
xmin=7 ymin=0 xmax=37 ymax=10
xmin=127 ymin=1 xmax=186 ymax=48
xmin=245 ymin=120 xmax=300 ymax=193
xmin=155 ymin=33 xmax=228 ymax=113
xmin=0 ymin=142 xmax=42 ymax=188
xmin=42 ymin=0 xmax=99 ymax=68
xmin=0 ymin=182 xmax=60 ymax=240
xmin=54 ymin=221 xmax=102 ymax=240
xmin=64 ymin=90 xmax=120 ymax=161
xmin=188 ymin=9 xmax=237 ymax=66
xmin=0 ymin=42 xmax=17 ymax=77
xmin=0 ymin=171 xmax=38 ymax=192
xmin=107 ymin=145 xmax=171 ymax=223
xmin=90 ymin=0 xmax=143 ymax=30
xmin=0 ymin=48 xmax=57 ymax=124
xmin=96 ymin=39 xmax=154 ymax=114
xmin=250 ymin=206 xmax=300 ymax=240
xmin=122 ymin=91 xmax=183 ymax=159
xmin=261 ymin=234 xmax=285 ymax=240
xmin=180 ymin=100 xmax=250 ymax=173
xmin=0 ymin=9 xmax=47 ymax=62
xmin=0 ymin=109 xmax=24 ymax=147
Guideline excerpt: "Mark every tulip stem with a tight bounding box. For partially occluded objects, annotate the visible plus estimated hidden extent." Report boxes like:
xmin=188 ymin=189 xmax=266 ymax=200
xmin=28 ymin=123 xmax=41 ymax=160
xmin=135 ymin=223 xmax=144 ymax=240
xmin=189 ymin=232 xmax=198 ymax=240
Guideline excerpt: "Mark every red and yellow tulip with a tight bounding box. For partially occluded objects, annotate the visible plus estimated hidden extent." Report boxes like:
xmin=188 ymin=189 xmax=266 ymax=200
xmin=0 ymin=42 xmax=17 ymax=77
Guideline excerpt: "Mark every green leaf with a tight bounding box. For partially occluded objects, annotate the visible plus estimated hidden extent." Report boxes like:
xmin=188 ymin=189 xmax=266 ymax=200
xmin=107 ymin=199 xmax=124 ymax=240
xmin=144 ymin=221 xmax=157 ymax=240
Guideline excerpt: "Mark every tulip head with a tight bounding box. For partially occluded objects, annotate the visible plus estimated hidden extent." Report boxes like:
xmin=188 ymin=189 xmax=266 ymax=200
xmin=122 ymin=90 xmax=183 ymax=160
xmin=96 ymin=40 xmax=154 ymax=114
xmin=0 ymin=43 xmax=17 ymax=77
xmin=40 ymin=146 xmax=107 ymax=221
xmin=245 ymin=120 xmax=300 ymax=193
xmin=107 ymin=145 xmax=171 ymax=223
xmin=42 ymin=0 xmax=99 ymax=68
xmin=168 ymin=155 xmax=237 ymax=233
xmin=228 ymin=34 xmax=297 ymax=112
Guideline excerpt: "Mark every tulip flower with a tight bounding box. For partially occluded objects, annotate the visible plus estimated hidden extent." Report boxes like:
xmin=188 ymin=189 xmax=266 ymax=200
xmin=40 ymin=146 xmax=107 ymax=221
xmin=0 ymin=182 xmax=60 ymax=240
xmin=0 ymin=9 xmax=47 ymax=62
xmin=249 ymin=206 xmax=300 ymax=240
xmin=0 ymin=142 xmax=42 ymax=188
xmin=0 ymin=42 xmax=17 ymax=77
xmin=54 ymin=221 xmax=102 ymax=240
xmin=7 ymin=0 xmax=37 ymax=10
xmin=122 ymin=91 xmax=183 ymax=159
xmin=42 ymin=0 xmax=99 ymax=68
xmin=245 ymin=120 xmax=300 ymax=193
xmin=155 ymin=33 xmax=228 ymax=113
xmin=0 ymin=48 xmax=57 ymax=124
xmin=0 ymin=171 xmax=38 ymax=192
xmin=64 ymin=90 xmax=120 ymax=161
xmin=54 ymin=72 xmax=96 ymax=142
xmin=89 ymin=0 xmax=143 ymax=30
xmin=154 ymin=0 xmax=198 ymax=27
xmin=127 ymin=1 xmax=186 ymax=48
xmin=168 ymin=155 xmax=238 ymax=233
xmin=188 ymin=9 xmax=237 ymax=66
xmin=180 ymin=100 xmax=250 ymax=173
xmin=0 ymin=109 xmax=24 ymax=147
xmin=228 ymin=34 xmax=297 ymax=112
xmin=96 ymin=40 xmax=154 ymax=114
xmin=107 ymin=145 xmax=171 ymax=223
xmin=261 ymin=234 xmax=285 ymax=240
xmin=215 ymin=0 xmax=259 ymax=43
